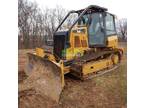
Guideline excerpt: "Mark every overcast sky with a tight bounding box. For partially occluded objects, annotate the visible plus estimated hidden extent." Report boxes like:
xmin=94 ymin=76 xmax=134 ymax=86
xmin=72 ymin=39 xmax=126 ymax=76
xmin=29 ymin=0 xmax=127 ymax=19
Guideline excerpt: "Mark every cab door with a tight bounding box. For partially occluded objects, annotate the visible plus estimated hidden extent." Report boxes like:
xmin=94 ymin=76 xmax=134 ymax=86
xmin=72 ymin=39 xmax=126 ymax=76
xmin=88 ymin=13 xmax=105 ymax=47
xmin=104 ymin=13 xmax=117 ymax=36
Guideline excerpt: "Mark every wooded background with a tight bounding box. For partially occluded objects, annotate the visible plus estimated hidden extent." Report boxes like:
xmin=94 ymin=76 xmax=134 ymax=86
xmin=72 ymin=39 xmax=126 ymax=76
xmin=18 ymin=0 xmax=127 ymax=49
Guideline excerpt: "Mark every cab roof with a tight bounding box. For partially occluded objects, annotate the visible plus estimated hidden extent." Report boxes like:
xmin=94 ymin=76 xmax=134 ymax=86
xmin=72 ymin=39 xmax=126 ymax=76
xmin=75 ymin=5 xmax=108 ymax=14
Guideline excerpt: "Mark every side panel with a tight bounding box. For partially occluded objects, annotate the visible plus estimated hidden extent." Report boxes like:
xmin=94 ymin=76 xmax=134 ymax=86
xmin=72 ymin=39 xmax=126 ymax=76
xmin=107 ymin=35 xmax=118 ymax=48
xmin=82 ymin=58 xmax=113 ymax=75
xmin=65 ymin=27 xmax=89 ymax=60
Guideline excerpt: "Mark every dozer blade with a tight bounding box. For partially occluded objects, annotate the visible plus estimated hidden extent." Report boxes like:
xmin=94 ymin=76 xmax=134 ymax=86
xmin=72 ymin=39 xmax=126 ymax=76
xmin=23 ymin=53 xmax=64 ymax=102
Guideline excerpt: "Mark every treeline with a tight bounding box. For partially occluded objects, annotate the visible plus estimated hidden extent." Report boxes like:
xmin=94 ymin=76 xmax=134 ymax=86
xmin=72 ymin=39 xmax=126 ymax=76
xmin=18 ymin=0 xmax=127 ymax=49
xmin=18 ymin=0 xmax=68 ymax=49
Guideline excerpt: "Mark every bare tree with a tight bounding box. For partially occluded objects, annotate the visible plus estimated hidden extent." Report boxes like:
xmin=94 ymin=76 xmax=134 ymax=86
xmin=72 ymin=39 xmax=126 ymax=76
xmin=117 ymin=18 xmax=127 ymax=41
xmin=55 ymin=6 xmax=67 ymax=26
xmin=18 ymin=0 xmax=38 ymax=48
xmin=18 ymin=0 xmax=68 ymax=49
xmin=43 ymin=8 xmax=54 ymax=40
xmin=43 ymin=6 xmax=67 ymax=38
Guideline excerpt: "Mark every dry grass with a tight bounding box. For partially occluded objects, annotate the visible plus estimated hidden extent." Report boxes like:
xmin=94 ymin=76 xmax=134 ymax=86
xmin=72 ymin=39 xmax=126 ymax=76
xmin=58 ymin=42 xmax=127 ymax=108
xmin=58 ymin=59 xmax=127 ymax=108
xmin=18 ymin=42 xmax=127 ymax=108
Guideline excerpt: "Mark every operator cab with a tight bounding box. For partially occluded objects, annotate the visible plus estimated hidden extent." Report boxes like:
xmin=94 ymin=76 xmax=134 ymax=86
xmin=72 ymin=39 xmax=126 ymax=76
xmin=77 ymin=7 xmax=117 ymax=47
xmin=53 ymin=5 xmax=117 ymax=60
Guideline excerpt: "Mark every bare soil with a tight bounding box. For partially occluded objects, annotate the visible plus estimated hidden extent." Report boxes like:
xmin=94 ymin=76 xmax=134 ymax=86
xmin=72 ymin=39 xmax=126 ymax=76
xmin=18 ymin=42 xmax=127 ymax=108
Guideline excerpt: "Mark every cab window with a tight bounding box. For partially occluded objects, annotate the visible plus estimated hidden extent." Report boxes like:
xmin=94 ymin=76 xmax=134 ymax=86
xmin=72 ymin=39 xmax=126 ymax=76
xmin=105 ymin=13 xmax=116 ymax=36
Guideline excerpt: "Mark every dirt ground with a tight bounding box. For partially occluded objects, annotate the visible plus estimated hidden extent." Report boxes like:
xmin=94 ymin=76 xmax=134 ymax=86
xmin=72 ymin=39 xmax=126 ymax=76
xmin=18 ymin=42 xmax=127 ymax=108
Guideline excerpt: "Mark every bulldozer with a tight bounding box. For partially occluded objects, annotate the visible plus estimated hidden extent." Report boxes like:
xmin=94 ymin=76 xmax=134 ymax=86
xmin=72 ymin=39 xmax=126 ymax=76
xmin=24 ymin=5 xmax=124 ymax=102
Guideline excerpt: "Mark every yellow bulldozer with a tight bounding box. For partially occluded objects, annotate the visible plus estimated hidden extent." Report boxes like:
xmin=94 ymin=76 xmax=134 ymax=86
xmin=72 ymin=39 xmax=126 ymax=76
xmin=25 ymin=5 xmax=124 ymax=102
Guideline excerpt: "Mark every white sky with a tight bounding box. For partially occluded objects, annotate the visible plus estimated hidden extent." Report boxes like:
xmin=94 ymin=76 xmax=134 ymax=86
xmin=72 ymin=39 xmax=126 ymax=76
xmin=30 ymin=0 xmax=127 ymax=19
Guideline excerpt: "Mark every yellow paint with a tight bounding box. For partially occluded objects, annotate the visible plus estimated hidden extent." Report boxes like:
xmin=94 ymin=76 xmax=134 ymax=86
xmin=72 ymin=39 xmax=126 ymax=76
xmin=59 ymin=60 xmax=65 ymax=88
xmin=47 ymin=54 xmax=56 ymax=62
xmin=35 ymin=27 xmax=121 ymax=78
xmin=35 ymin=48 xmax=45 ymax=57
xmin=35 ymin=47 xmax=56 ymax=62
xmin=82 ymin=58 xmax=113 ymax=75
xmin=112 ymin=54 xmax=119 ymax=64
xmin=63 ymin=66 xmax=70 ymax=74
xmin=107 ymin=35 xmax=118 ymax=48
xmin=66 ymin=26 xmax=89 ymax=60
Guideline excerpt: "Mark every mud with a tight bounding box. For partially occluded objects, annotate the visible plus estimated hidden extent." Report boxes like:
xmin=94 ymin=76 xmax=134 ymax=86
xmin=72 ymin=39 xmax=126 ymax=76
xmin=19 ymin=58 xmax=63 ymax=103
xmin=18 ymin=42 xmax=127 ymax=108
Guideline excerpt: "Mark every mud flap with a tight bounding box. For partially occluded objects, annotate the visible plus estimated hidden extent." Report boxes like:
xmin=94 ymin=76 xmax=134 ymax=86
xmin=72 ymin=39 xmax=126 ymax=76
xmin=24 ymin=53 xmax=64 ymax=102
